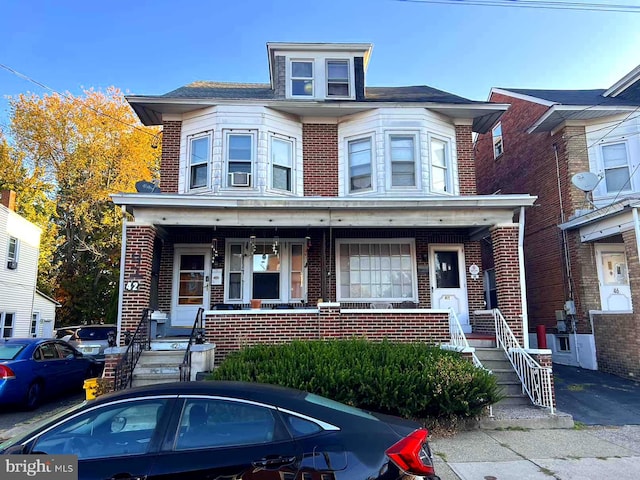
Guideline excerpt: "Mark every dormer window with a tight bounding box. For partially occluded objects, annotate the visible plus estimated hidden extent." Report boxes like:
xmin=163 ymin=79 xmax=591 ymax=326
xmin=327 ymin=60 xmax=349 ymax=97
xmin=291 ymin=61 xmax=313 ymax=97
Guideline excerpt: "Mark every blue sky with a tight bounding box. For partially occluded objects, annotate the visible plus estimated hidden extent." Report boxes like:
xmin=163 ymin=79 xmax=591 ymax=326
xmin=1 ymin=0 xmax=639 ymax=126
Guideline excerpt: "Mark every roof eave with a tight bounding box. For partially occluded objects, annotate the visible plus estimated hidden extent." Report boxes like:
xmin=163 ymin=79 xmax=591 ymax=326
xmin=527 ymin=105 xmax=640 ymax=134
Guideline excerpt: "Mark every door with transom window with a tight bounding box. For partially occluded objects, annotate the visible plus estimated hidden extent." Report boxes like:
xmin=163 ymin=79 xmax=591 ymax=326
xmin=429 ymin=245 xmax=469 ymax=332
xmin=172 ymin=246 xmax=211 ymax=326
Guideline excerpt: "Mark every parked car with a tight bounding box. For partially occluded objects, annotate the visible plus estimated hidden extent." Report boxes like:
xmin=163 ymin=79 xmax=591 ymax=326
xmin=54 ymin=325 xmax=83 ymax=342
xmin=0 ymin=338 xmax=99 ymax=410
xmin=68 ymin=324 xmax=117 ymax=365
xmin=0 ymin=381 xmax=440 ymax=480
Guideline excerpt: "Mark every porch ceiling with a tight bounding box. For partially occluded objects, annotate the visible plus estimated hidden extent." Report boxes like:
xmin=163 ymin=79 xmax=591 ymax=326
xmin=111 ymin=194 xmax=536 ymax=228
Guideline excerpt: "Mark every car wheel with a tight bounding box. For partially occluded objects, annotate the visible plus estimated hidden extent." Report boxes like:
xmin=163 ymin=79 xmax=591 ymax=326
xmin=25 ymin=381 xmax=43 ymax=410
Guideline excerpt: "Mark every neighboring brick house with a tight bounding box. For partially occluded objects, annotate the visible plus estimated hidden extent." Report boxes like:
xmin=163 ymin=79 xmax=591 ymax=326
xmin=111 ymin=42 xmax=536 ymax=362
xmin=475 ymin=64 xmax=640 ymax=379
xmin=0 ymin=190 xmax=58 ymax=338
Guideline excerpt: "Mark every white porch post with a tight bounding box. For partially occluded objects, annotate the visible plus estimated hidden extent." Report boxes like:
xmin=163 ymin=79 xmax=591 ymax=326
xmin=519 ymin=207 xmax=530 ymax=349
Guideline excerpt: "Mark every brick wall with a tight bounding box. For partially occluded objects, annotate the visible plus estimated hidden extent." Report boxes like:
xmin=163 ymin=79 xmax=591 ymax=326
xmin=592 ymin=312 xmax=640 ymax=379
xmin=160 ymin=121 xmax=182 ymax=193
xmin=455 ymin=125 xmax=476 ymax=195
xmin=303 ymin=124 xmax=339 ymax=196
xmin=490 ymin=224 xmax=524 ymax=342
xmin=205 ymin=308 xmax=450 ymax=363
xmin=121 ymin=225 xmax=156 ymax=343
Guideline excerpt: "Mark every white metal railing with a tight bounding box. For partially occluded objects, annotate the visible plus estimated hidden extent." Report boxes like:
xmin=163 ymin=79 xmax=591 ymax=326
xmin=492 ymin=309 xmax=555 ymax=414
xmin=448 ymin=309 xmax=482 ymax=369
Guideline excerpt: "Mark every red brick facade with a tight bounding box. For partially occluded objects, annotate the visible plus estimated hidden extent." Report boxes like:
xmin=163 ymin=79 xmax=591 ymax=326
xmin=455 ymin=124 xmax=476 ymax=195
xmin=160 ymin=121 xmax=182 ymax=193
xmin=302 ymin=124 xmax=339 ymax=196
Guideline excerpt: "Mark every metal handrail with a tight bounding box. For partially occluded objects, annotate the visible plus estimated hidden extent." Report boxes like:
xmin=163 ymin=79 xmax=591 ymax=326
xmin=447 ymin=308 xmax=483 ymax=368
xmin=180 ymin=307 xmax=205 ymax=382
xmin=113 ymin=308 xmax=152 ymax=391
xmin=492 ymin=308 xmax=555 ymax=414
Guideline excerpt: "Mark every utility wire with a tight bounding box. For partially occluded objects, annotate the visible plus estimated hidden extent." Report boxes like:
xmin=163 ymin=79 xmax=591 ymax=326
xmin=0 ymin=62 xmax=158 ymax=140
xmin=398 ymin=0 xmax=640 ymax=13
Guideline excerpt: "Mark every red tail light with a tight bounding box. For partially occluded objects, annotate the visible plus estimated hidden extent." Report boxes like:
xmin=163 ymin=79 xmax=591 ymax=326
xmin=385 ymin=428 xmax=436 ymax=477
xmin=0 ymin=365 xmax=16 ymax=380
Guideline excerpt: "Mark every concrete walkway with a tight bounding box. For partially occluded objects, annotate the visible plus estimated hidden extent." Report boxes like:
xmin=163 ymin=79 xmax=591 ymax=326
xmin=431 ymin=425 xmax=640 ymax=480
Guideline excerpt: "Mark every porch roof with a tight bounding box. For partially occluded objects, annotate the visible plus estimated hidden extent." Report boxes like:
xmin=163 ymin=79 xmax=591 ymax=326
xmin=111 ymin=193 xmax=536 ymax=228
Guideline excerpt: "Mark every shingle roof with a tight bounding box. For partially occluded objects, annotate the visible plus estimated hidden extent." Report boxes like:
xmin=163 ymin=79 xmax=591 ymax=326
xmin=502 ymin=88 xmax=640 ymax=106
xmin=161 ymin=81 xmax=478 ymax=104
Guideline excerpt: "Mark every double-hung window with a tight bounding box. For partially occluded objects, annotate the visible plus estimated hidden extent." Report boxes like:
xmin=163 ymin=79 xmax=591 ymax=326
xmin=602 ymin=142 xmax=631 ymax=194
xmin=1 ymin=312 xmax=14 ymax=338
xmin=271 ymin=136 xmax=294 ymax=192
xmin=226 ymin=132 xmax=254 ymax=187
xmin=389 ymin=134 xmax=417 ymax=188
xmin=188 ymin=133 xmax=211 ymax=190
xmin=348 ymin=137 xmax=373 ymax=193
xmin=492 ymin=123 xmax=503 ymax=158
xmin=337 ymin=240 xmax=417 ymax=302
xmin=291 ymin=61 xmax=313 ymax=97
xmin=430 ymin=137 xmax=451 ymax=193
xmin=327 ymin=60 xmax=349 ymax=97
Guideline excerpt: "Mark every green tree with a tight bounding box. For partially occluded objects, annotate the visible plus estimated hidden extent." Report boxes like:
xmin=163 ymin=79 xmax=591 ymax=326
xmin=8 ymin=88 xmax=159 ymax=324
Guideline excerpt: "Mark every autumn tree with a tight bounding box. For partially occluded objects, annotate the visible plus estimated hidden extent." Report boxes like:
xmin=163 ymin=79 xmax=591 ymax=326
xmin=8 ymin=88 xmax=159 ymax=325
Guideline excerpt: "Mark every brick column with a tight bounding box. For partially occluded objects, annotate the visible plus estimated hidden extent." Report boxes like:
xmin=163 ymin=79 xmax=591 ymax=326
xmin=120 ymin=224 xmax=156 ymax=344
xmin=160 ymin=121 xmax=182 ymax=193
xmin=455 ymin=124 xmax=476 ymax=195
xmin=464 ymin=240 xmax=485 ymax=312
xmin=529 ymin=351 xmax=556 ymax=408
xmin=303 ymin=124 xmax=338 ymax=196
xmin=491 ymin=224 xmax=524 ymax=343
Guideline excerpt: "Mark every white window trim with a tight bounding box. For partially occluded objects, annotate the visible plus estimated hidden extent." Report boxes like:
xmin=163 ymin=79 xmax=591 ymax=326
xmin=289 ymin=59 xmax=314 ymax=98
xmin=269 ymin=133 xmax=296 ymax=194
xmin=325 ymin=58 xmax=352 ymax=99
xmin=1 ymin=312 xmax=15 ymax=338
xmin=187 ymin=131 xmax=212 ymax=191
xmin=385 ymin=131 xmax=421 ymax=191
xmin=600 ymin=140 xmax=633 ymax=195
xmin=492 ymin=122 xmax=503 ymax=159
xmin=346 ymin=133 xmax=376 ymax=195
xmin=223 ymin=130 xmax=257 ymax=189
xmin=428 ymin=134 xmax=453 ymax=195
xmin=224 ymin=239 xmax=307 ymax=304
xmin=335 ymin=239 xmax=418 ymax=303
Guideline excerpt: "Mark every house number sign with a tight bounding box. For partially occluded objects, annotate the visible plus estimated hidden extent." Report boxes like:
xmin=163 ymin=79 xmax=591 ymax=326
xmin=124 ymin=281 xmax=140 ymax=291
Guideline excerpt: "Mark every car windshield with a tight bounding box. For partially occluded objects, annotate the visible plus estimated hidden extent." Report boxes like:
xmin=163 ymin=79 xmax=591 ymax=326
xmin=0 ymin=344 xmax=26 ymax=360
xmin=76 ymin=327 xmax=114 ymax=340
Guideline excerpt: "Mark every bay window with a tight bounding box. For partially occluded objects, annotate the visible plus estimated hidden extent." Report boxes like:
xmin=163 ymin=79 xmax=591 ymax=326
xmin=348 ymin=137 xmax=373 ymax=193
xmin=188 ymin=133 xmax=211 ymax=190
xmin=337 ymin=240 xmax=417 ymax=302
xmin=389 ymin=134 xmax=417 ymax=188
xmin=430 ymin=137 xmax=451 ymax=193
xmin=271 ymin=136 xmax=294 ymax=192
xmin=226 ymin=132 xmax=254 ymax=187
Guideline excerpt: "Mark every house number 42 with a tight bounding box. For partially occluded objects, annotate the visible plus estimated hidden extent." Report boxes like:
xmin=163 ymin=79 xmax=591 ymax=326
xmin=124 ymin=281 xmax=140 ymax=291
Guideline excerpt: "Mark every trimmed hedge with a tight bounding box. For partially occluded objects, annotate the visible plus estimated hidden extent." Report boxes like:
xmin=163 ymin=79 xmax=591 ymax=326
xmin=210 ymin=339 xmax=501 ymax=418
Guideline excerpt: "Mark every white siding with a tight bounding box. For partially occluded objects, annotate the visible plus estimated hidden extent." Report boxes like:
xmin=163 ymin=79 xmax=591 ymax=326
xmin=586 ymin=114 xmax=640 ymax=205
xmin=33 ymin=292 xmax=57 ymax=338
xmin=0 ymin=205 xmax=42 ymax=337
xmin=178 ymin=106 xmax=303 ymax=196
xmin=337 ymin=108 xmax=459 ymax=197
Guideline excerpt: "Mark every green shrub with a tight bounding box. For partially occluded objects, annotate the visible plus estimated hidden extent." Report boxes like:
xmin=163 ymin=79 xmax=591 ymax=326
xmin=210 ymin=339 xmax=502 ymax=418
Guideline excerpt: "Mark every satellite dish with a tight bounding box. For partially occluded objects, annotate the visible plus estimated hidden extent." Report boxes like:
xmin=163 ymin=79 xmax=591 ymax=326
xmin=571 ymin=172 xmax=600 ymax=192
xmin=135 ymin=180 xmax=161 ymax=194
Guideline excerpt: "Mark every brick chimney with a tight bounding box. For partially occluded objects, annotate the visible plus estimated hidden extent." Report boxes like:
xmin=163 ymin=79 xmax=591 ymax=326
xmin=1 ymin=190 xmax=16 ymax=211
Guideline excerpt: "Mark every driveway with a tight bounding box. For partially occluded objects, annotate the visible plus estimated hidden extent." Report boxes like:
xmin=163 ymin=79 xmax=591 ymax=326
xmin=554 ymin=363 xmax=640 ymax=425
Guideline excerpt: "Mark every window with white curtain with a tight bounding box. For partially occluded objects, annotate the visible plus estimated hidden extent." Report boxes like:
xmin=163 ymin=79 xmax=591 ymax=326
xmin=602 ymin=142 xmax=631 ymax=194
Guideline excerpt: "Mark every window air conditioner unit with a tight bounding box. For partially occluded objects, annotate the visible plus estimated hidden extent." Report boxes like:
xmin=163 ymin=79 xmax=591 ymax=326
xmin=229 ymin=172 xmax=251 ymax=187
xmin=7 ymin=260 xmax=17 ymax=270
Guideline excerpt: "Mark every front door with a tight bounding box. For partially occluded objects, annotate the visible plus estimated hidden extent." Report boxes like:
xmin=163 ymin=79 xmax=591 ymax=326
xmin=595 ymin=244 xmax=632 ymax=311
xmin=172 ymin=246 xmax=211 ymax=326
xmin=429 ymin=245 xmax=470 ymax=332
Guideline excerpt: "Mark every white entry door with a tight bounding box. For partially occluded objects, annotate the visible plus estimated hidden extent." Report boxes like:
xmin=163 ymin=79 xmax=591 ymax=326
xmin=429 ymin=245 xmax=470 ymax=332
xmin=172 ymin=246 xmax=211 ymax=326
xmin=596 ymin=244 xmax=632 ymax=311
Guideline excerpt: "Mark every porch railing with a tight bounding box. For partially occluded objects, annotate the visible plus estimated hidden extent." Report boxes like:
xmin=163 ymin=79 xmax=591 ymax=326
xmin=180 ymin=307 xmax=205 ymax=382
xmin=114 ymin=308 xmax=151 ymax=391
xmin=492 ymin=308 xmax=555 ymax=414
xmin=448 ymin=308 xmax=483 ymax=368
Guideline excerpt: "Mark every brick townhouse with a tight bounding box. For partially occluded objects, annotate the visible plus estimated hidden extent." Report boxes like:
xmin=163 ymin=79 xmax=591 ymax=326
xmin=475 ymin=64 xmax=640 ymax=379
xmin=110 ymin=42 xmax=537 ymax=365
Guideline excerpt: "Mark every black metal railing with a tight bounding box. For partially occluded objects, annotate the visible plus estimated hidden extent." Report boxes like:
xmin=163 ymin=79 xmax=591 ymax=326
xmin=113 ymin=308 xmax=152 ymax=391
xmin=180 ymin=307 xmax=205 ymax=382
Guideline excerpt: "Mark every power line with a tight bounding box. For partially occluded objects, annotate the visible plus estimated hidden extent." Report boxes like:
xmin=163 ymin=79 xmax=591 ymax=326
xmin=397 ymin=0 xmax=640 ymax=13
xmin=0 ymin=62 xmax=159 ymax=140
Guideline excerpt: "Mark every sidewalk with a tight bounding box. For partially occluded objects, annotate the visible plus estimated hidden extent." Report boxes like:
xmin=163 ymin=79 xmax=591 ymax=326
xmin=430 ymin=425 xmax=640 ymax=480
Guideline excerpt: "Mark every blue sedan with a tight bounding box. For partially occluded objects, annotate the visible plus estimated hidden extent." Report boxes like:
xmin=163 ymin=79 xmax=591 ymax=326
xmin=0 ymin=338 xmax=99 ymax=410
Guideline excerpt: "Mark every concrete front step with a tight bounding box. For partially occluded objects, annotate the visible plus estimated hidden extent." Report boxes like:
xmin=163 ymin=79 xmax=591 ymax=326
xmin=496 ymin=394 xmax=533 ymax=406
xmin=134 ymin=366 xmax=181 ymax=376
xmin=150 ymin=338 xmax=190 ymax=351
xmin=132 ymin=374 xmax=181 ymax=388
xmin=467 ymin=335 xmax=497 ymax=349
xmin=474 ymin=347 xmax=508 ymax=361
xmin=137 ymin=350 xmax=185 ymax=365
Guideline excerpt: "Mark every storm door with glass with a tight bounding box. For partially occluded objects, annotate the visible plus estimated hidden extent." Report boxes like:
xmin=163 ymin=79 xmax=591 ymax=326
xmin=429 ymin=245 xmax=469 ymax=331
xmin=172 ymin=246 xmax=211 ymax=326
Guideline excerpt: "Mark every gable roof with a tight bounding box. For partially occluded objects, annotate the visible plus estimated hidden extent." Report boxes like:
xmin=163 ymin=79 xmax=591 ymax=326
xmin=501 ymin=88 xmax=636 ymax=107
